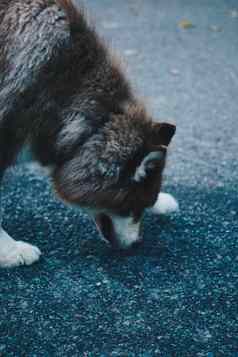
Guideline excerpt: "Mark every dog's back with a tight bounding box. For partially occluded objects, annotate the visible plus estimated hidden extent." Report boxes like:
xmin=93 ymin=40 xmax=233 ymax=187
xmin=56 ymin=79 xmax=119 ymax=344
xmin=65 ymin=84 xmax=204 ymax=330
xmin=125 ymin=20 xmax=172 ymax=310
xmin=0 ymin=0 xmax=132 ymax=168
xmin=0 ymin=0 xmax=13 ymax=22
xmin=0 ymin=0 xmax=71 ymax=168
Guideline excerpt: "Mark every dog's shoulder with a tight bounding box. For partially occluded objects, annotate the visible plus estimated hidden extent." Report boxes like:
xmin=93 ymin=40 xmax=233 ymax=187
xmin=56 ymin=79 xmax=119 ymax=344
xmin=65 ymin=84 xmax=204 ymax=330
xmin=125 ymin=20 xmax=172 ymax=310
xmin=0 ymin=0 xmax=72 ymax=120
xmin=0 ymin=0 xmax=71 ymax=76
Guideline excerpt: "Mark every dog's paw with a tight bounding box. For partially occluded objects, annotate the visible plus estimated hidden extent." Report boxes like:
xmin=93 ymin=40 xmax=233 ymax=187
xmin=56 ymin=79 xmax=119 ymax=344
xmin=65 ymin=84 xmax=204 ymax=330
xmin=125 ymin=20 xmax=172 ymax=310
xmin=0 ymin=241 xmax=41 ymax=268
xmin=151 ymin=192 xmax=179 ymax=215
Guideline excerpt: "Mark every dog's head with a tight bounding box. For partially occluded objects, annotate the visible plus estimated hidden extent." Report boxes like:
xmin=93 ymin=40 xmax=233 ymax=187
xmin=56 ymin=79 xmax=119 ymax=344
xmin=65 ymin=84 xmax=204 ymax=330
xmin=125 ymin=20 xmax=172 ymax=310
xmin=54 ymin=105 xmax=176 ymax=250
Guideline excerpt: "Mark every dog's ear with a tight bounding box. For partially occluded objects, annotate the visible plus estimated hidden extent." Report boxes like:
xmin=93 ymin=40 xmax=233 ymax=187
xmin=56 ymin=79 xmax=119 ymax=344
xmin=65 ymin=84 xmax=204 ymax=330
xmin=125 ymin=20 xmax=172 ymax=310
xmin=134 ymin=146 xmax=167 ymax=182
xmin=152 ymin=122 xmax=176 ymax=146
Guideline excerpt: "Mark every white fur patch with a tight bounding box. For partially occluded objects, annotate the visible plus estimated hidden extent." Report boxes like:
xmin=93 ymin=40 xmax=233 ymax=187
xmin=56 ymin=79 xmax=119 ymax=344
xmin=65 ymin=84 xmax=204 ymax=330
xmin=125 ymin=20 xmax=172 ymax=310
xmin=0 ymin=228 xmax=41 ymax=268
xmin=134 ymin=165 xmax=147 ymax=183
xmin=151 ymin=192 xmax=179 ymax=215
xmin=134 ymin=151 xmax=164 ymax=182
xmin=110 ymin=215 xmax=140 ymax=249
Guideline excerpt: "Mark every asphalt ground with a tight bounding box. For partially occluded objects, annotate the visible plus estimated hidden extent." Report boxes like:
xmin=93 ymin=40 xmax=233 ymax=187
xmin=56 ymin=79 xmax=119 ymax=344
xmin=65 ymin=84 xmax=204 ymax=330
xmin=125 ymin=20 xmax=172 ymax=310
xmin=0 ymin=0 xmax=238 ymax=355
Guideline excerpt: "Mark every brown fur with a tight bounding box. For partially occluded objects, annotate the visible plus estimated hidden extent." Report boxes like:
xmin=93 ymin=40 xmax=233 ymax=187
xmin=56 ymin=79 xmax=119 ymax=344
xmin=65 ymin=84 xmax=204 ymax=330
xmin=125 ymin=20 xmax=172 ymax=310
xmin=0 ymin=0 xmax=176 ymax=247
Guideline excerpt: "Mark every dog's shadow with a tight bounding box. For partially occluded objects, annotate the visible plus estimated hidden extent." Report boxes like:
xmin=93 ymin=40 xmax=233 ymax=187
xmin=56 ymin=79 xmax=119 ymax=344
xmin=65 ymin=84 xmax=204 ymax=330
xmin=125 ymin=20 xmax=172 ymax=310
xmin=75 ymin=213 xmax=190 ymax=288
xmin=0 ymin=204 xmax=186 ymax=287
xmin=2 ymin=183 xmax=237 ymax=290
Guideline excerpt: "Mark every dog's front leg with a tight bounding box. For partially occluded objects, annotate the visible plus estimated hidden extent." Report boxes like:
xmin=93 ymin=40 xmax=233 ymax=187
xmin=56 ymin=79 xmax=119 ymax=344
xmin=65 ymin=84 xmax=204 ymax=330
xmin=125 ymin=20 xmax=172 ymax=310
xmin=0 ymin=186 xmax=41 ymax=268
xmin=0 ymin=228 xmax=41 ymax=268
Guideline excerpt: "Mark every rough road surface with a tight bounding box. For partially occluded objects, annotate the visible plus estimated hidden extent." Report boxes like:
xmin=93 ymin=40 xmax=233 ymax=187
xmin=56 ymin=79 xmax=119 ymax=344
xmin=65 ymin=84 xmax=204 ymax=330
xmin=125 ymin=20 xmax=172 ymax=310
xmin=0 ymin=0 xmax=238 ymax=355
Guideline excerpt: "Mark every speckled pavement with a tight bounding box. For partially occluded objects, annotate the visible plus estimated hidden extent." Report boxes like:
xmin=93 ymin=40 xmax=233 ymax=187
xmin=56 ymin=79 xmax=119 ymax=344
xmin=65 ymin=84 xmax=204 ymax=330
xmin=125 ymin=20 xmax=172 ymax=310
xmin=0 ymin=0 xmax=238 ymax=356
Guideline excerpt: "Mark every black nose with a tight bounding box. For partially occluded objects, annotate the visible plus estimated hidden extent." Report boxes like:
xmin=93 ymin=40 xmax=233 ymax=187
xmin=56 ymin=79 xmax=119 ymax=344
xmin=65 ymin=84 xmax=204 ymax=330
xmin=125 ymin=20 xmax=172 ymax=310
xmin=118 ymin=239 xmax=143 ymax=256
xmin=119 ymin=240 xmax=143 ymax=256
xmin=129 ymin=239 xmax=144 ymax=251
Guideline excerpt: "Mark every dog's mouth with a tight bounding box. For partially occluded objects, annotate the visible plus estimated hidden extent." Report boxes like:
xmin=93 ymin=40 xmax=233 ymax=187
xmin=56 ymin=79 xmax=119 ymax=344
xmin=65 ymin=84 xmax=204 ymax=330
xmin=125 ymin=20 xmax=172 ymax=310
xmin=94 ymin=213 xmax=143 ymax=252
xmin=95 ymin=213 xmax=117 ymax=247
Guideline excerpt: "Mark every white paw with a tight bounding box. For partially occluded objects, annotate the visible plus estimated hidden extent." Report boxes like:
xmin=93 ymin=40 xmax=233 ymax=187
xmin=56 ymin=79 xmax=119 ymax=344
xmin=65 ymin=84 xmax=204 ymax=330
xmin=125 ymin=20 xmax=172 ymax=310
xmin=0 ymin=236 xmax=41 ymax=268
xmin=151 ymin=192 xmax=179 ymax=215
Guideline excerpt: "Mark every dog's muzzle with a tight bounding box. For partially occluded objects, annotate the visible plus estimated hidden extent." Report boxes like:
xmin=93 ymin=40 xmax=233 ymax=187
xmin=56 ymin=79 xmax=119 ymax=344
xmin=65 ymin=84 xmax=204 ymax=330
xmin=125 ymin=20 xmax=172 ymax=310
xmin=94 ymin=213 xmax=143 ymax=251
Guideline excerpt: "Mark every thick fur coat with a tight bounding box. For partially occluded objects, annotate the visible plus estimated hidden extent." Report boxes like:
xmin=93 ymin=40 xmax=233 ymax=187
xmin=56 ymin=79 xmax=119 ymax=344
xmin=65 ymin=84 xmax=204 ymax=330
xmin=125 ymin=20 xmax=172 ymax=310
xmin=0 ymin=0 xmax=177 ymax=267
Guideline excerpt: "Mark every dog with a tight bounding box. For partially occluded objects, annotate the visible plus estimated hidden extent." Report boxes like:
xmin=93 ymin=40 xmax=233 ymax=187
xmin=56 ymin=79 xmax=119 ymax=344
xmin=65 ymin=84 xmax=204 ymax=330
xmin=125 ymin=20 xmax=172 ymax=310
xmin=0 ymin=0 xmax=178 ymax=268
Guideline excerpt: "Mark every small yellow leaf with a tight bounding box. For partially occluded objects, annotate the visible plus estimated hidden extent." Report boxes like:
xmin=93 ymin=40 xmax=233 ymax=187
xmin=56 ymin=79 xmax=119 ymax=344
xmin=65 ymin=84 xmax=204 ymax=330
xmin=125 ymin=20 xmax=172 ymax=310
xmin=178 ymin=20 xmax=195 ymax=29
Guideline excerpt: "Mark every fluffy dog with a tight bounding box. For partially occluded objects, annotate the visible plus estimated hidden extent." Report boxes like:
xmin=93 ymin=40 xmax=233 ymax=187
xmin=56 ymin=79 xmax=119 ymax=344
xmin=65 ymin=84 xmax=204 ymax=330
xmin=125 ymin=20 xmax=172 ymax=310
xmin=0 ymin=0 xmax=178 ymax=268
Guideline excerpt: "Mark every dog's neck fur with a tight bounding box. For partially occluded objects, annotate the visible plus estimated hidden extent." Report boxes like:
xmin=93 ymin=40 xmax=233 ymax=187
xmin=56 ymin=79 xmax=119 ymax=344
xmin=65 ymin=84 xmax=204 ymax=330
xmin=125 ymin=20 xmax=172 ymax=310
xmin=28 ymin=0 xmax=138 ymax=169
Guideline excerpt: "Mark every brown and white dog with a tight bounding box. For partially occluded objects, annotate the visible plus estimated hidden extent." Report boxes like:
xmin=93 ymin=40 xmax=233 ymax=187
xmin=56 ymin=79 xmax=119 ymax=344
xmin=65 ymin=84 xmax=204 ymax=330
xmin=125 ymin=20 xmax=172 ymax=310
xmin=0 ymin=0 xmax=178 ymax=268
